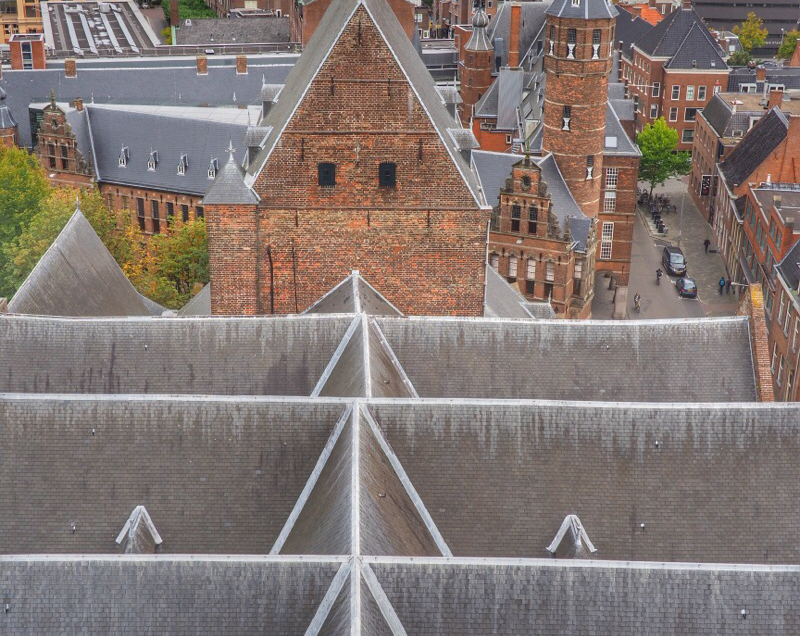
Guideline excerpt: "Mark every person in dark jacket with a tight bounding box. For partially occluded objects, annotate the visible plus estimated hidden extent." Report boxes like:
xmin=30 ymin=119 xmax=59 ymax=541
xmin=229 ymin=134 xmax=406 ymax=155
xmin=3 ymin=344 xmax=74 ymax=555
xmin=719 ymin=277 xmax=726 ymax=294
xmin=704 ymin=238 xmax=710 ymax=253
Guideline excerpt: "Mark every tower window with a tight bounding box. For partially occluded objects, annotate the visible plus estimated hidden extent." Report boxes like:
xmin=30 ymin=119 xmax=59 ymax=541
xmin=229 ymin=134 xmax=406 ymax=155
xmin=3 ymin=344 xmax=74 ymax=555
xmin=549 ymin=25 xmax=555 ymax=55
xmin=586 ymin=155 xmax=594 ymax=180
xmin=318 ymin=162 xmax=336 ymax=186
xmin=511 ymin=204 xmax=521 ymax=232
xmin=379 ymin=162 xmax=396 ymax=187
xmin=529 ymin=205 xmax=538 ymax=234
xmin=562 ymin=105 xmax=572 ymax=131
xmin=567 ymin=29 xmax=576 ymax=59
xmin=592 ymin=29 xmax=601 ymax=59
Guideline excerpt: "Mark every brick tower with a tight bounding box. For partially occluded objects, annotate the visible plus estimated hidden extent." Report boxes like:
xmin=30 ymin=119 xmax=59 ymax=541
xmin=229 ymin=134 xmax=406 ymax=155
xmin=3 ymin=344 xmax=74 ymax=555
xmin=0 ymin=86 xmax=18 ymax=147
xmin=459 ymin=4 xmax=493 ymax=125
xmin=541 ymin=0 xmax=617 ymax=216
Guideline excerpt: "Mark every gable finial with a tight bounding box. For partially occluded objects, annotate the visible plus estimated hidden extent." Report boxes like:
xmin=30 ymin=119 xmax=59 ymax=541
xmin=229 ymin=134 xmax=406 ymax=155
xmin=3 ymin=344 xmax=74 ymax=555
xmin=227 ymin=138 xmax=235 ymax=159
xmin=75 ymin=195 xmax=81 ymax=213
xmin=50 ymin=89 xmax=56 ymax=108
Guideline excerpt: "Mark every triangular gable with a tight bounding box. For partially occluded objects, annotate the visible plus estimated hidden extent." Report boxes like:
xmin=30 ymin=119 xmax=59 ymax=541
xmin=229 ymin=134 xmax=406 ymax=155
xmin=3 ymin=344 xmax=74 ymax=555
xmin=115 ymin=505 xmax=163 ymax=554
xmin=248 ymin=0 xmax=486 ymax=208
xmin=546 ymin=514 xmax=597 ymax=558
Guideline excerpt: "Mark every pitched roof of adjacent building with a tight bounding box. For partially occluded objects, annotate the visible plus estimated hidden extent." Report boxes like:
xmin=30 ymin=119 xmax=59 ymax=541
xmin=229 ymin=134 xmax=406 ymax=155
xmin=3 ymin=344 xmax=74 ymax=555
xmin=615 ymin=5 xmax=653 ymax=58
xmin=777 ymin=236 xmax=800 ymax=295
xmin=605 ymin=102 xmax=640 ymax=156
xmin=174 ymin=16 xmax=290 ymax=44
xmin=203 ymin=146 xmax=260 ymax=204
xmin=718 ymin=107 xmax=789 ymax=187
xmin=247 ymin=0 xmax=486 ymax=207
xmin=8 ymin=209 xmax=158 ymax=317
xmin=634 ymin=7 xmax=726 ymax=69
xmin=546 ymin=0 xmax=618 ymax=20
xmin=487 ymin=1 xmax=551 ymax=68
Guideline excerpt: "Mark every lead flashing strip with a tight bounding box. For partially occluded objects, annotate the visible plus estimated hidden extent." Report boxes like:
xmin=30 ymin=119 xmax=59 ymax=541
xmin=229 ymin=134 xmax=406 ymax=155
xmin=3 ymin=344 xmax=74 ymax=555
xmin=360 ymin=561 xmax=410 ymax=636
xmin=310 ymin=316 xmax=363 ymax=397
xmin=270 ymin=404 xmax=353 ymax=554
xmin=303 ymin=560 xmax=352 ymax=636
xmin=361 ymin=404 xmax=452 ymax=557
xmin=369 ymin=319 xmax=419 ymax=398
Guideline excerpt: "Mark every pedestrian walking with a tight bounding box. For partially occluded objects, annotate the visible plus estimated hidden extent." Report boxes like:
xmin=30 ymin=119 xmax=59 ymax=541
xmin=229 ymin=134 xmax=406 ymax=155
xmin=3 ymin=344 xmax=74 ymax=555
xmin=719 ymin=277 xmax=725 ymax=295
xmin=704 ymin=238 xmax=710 ymax=253
xmin=726 ymin=279 xmax=732 ymax=294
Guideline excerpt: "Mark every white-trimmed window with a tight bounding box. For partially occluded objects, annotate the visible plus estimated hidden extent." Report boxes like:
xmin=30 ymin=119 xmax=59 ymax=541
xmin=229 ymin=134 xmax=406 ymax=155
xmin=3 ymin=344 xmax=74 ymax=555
xmin=605 ymin=167 xmax=618 ymax=189
xmin=600 ymin=222 xmax=613 ymax=259
xmin=771 ymin=341 xmax=778 ymax=374
xmin=778 ymin=355 xmax=785 ymax=386
xmin=793 ymin=316 xmax=799 ymax=352
xmin=567 ymin=29 xmax=576 ymax=59
xmin=671 ymin=85 xmax=679 ymax=100
xmin=651 ymin=81 xmax=660 ymax=97
xmin=574 ymin=260 xmax=583 ymax=279
xmin=778 ymin=292 xmax=786 ymax=323
xmin=785 ymin=308 xmax=792 ymax=335
xmin=586 ymin=155 xmax=594 ymax=180
xmin=489 ymin=253 xmax=499 ymax=270
xmin=526 ymin=258 xmax=536 ymax=280
xmin=562 ymin=105 xmax=572 ymax=131
xmin=681 ymin=129 xmax=694 ymax=144
xmin=713 ymin=85 xmax=721 ymax=94
xmin=508 ymin=254 xmax=518 ymax=279
xmin=698 ymin=85 xmax=707 ymax=100
xmin=545 ymin=261 xmax=555 ymax=282
xmin=603 ymin=191 xmax=617 ymax=212
xmin=686 ymin=85 xmax=695 ymax=100
xmin=649 ymin=103 xmax=658 ymax=119
xmin=669 ymin=107 xmax=678 ymax=122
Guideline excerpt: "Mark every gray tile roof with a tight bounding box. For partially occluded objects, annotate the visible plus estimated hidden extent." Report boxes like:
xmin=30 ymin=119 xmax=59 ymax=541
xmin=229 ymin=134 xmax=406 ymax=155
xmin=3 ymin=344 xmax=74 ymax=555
xmin=303 ymin=270 xmax=403 ymax=316
xmin=0 ymin=54 xmax=297 ymax=147
xmin=777 ymin=238 xmax=800 ymax=296
xmin=701 ymin=93 xmax=734 ymax=135
xmin=487 ymin=1 xmax=551 ymax=68
xmin=8 ymin=210 xmax=155 ymax=317
xmin=374 ymin=315 xmax=757 ymax=401
xmin=483 ymin=265 xmax=538 ymax=318
xmin=615 ymin=6 xmax=653 ymax=59
xmin=474 ymin=77 xmax=499 ymax=117
xmin=248 ymin=0 xmax=486 ymax=207
xmin=175 ymin=16 xmax=290 ymax=44
xmin=605 ymin=102 xmax=640 ymax=156
xmin=662 ymin=21 xmax=728 ymax=70
xmin=635 ymin=8 xmax=726 ymax=68
xmin=203 ymin=149 xmax=259 ymax=204
xmin=496 ymin=67 xmax=524 ymax=130
xmin=719 ymin=107 xmax=788 ymax=187
xmin=177 ymin=283 xmax=211 ymax=315
xmin=546 ymin=0 xmax=617 ymax=19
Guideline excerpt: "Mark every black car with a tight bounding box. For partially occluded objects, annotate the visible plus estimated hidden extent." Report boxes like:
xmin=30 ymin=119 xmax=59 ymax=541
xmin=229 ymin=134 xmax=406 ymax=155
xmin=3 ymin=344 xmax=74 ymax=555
xmin=676 ymin=277 xmax=697 ymax=298
xmin=661 ymin=246 xmax=687 ymax=276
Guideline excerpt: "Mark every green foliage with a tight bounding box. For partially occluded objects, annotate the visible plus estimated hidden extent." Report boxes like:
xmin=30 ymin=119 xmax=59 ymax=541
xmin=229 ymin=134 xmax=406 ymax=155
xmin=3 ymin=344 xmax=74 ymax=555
xmin=0 ymin=145 xmax=50 ymax=297
xmin=777 ymin=29 xmax=800 ymax=60
xmin=733 ymin=12 xmax=767 ymax=53
xmin=637 ymin=118 xmax=691 ymax=196
xmin=727 ymin=49 xmax=751 ymax=66
xmin=161 ymin=26 xmax=172 ymax=44
xmin=164 ymin=0 xmax=215 ymax=25
xmin=1 ymin=188 xmax=118 ymax=293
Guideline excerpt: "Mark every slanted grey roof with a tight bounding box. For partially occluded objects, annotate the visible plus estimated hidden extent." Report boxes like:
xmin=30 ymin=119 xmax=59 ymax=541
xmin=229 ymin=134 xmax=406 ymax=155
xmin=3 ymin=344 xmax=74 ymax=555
xmin=0 ymin=85 xmax=17 ymax=128
xmin=436 ymin=85 xmax=462 ymax=105
xmin=303 ymin=270 xmax=403 ymax=316
xmin=8 ymin=210 xmax=154 ymax=317
xmin=484 ymin=264 xmax=537 ymax=319
xmin=609 ymin=96 xmax=634 ymax=121
xmin=85 ymin=105 xmax=249 ymax=197
xmin=615 ymin=6 xmax=652 ymax=59
xmin=374 ymin=316 xmax=757 ymax=402
xmin=489 ymin=1 xmax=552 ymax=68
xmin=249 ymin=0 xmax=486 ymax=207
xmin=604 ymin=102 xmax=640 ymax=156
xmin=524 ymin=300 xmax=556 ymax=318
xmin=777 ymin=238 xmax=800 ymax=295
xmin=635 ymin=7 xmax=725 ymax=66
xmin=175 ymin=16 xmax=291 ymax=44
xmin=204 ymin=148 xmax=259 ymax=204
xmin=546 ymin=0 xmax=617 ymax=20
xmin=701 ymin=94 xmax=734 ymax=136
xmin=496 ymin=67 xmax=524 ymax=130
xmin=662 ymin=21 xmax=728 ymax=70
xmin=474 ymin=77 xmax=499 ymax=117
xmin=719 ymin=107 xmax=788 ymax=187
xmin=177 ymin=283 xmax=211 ymax=316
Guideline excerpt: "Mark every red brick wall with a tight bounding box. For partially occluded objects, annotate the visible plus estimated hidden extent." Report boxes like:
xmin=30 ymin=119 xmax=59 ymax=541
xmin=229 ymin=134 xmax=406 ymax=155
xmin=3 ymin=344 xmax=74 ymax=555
xmin=460 ymin=47 xmax=493 ymax=124
xmin=248 ymin=4 xmax=487 ymax=316
xmin=597 ymin=154 xmax=637 ymax=285
xmin=208 ymin=204 xmax=259 ymax=315
xmin=740 ymin=286 xmax=775 ymax=402
xmin=302 ymin=0 xmax=415 ymax=46
xmin=472 ymin=118 xmax=511 ymax=152
xmin=660 ymin=69 xmax=728 ymax=151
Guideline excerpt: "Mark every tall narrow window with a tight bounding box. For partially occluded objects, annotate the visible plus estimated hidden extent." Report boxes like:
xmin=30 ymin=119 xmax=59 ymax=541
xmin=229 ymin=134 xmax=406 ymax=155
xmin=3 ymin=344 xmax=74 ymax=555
xmin=181 ymin=204 xmax=189 ymax=223
xmin=671 ymin=85 xmax=680 ymax=100
xmin=379 ymin=162 xmax=396 ymax=187
xmin=60 ymin=145 xmax=68 ymax=170
xmin=567 ymin=29 xmax=576 ymax=59
xmin=511 ymin=204 xmax=521 ymax=232
xmin=686 ymin=85 xmax=695 ymax=100
xmin=151 ymin=200 xmax=160 ymax=234
xmin=489 ymin=253 xmax=499 ymax=270
xmin=549 ymin=25 xmax=555 ymax=55
xmin=562 ymin=105 xmax=571 ymax=131
xmin=573 ymin=260 xmax=583 ymax=294
xmin=318 ymin=162 xmax=335 ymax=186
xmin=526 ymin=257 xmax=536 ymax=280
xmin=652 ymin=82 xmax=660 ymax=97
xmin=166 ymin=201 xmax=175 ymax=225
xmin=698 ymin=85 xmax=707 ymax=100
xmin=137 ymin=198 xmax=145 ymax=231
xmin=592 ymin=29 xmax=601 ymax=59
xmin=586 ymin=155 xmax=594 ymax=180
xmin=508 ymin=254 xmax=518 ymax=281
xmin=605 ymin=167 xmax=618 ymax=189
xmin=546 ymin=261 xmax=555 ymax=282
xmin=195 ymin=206 xmax=204 ymax=219
xmin=528 ymin=204 xmax=538 ymax=234
xmin=600 ymin=221 xmax=613 ymax=259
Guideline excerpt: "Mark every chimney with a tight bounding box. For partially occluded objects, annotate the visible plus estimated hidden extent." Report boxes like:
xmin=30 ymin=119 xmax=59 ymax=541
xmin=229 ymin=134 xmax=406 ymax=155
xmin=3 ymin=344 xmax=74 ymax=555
xmin=236 ymin=55 xmax=247 ymax=75
xmin=628 ymin=5 xmax=642 ymax=17
xmin=196 ymin=55 xmax=208 ymax=75
xmin=755 ymin=65 xmax=766 ymax=82
xmin=682 ymin=0 xmax=691 ymax=8
xmin=74 ymin=98 xmax=84 ymax=111
xmin=768 ymin=88 xmax=783 ymax=110
xmin=64 ymin=58 xmax=77 ymax=78
xmin=509 ymin=3 xmax=521 ymax=68
xmin=766 ymin=173 xmax=771 ymax=184
xmin=169 ymin=0 xmax=179 ymax=26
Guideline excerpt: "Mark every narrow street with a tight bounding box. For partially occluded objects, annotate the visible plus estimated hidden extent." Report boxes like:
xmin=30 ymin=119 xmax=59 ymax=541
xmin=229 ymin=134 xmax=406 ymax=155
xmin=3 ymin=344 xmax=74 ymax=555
xmin=594 ymin=177 xmax=740 ymax=319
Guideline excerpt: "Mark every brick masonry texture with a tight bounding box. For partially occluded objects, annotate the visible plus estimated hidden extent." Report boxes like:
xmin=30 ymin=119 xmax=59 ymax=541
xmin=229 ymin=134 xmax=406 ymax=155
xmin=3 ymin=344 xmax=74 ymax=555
xmin=368 ymin=401 xmax=800 ymax=563
xmin=0 ymin=397 xmax=345 ymax=553
xmin=0 ymin=315 xmax=352 ymax=395
xmin=240 ymin=6 xmax=488 ymax=317
xmin=0 ymin=559 xmax=339 ymax=635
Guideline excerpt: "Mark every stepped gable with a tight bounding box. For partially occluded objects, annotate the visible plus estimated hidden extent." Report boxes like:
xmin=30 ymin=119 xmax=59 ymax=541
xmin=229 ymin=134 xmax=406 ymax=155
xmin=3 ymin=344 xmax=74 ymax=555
xmin=0 ymin=558 xmax=341 ymax=636
xmin=368 ymin=401 xmax=800 ymax=562
xmin=359 ymin=407 xmax=445 ymax=556
xmin=277 ymin=411 xmax=354 ymax=555
xmin=8 ymin=209 xmax=155 ymax=317
xmin=374 ymin=316 xmax=756 ymax=402
xmin=248 ymin=0 xmax=484 ymax=207
xmin=0 ymin=396 xmax=345 ymax=554
xmin=371 ymin=560 xmax=800 ymax=636
xmin=0 ymin=314 xmax=352 ymax=395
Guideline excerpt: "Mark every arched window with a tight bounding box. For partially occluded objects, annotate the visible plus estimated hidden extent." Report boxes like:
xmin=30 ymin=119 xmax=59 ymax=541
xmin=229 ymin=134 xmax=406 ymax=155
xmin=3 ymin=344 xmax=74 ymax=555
xmin=508 ymin=254 xmax=518 ymax=280
xmin=489 ymin=253 xmax=499 ymax=270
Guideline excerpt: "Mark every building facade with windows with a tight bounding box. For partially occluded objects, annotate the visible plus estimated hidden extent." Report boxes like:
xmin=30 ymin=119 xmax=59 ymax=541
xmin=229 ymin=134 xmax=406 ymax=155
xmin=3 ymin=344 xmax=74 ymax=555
xmin=619 ymin=3 xmax=729 ymax=151
xmin=770 ymin=236 xmax=800 ymax=401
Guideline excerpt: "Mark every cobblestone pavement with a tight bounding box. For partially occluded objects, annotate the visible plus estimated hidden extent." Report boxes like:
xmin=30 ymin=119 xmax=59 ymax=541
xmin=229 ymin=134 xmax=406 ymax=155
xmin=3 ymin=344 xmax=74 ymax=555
xmin=593 ymin=176 xmax=740 ymax=319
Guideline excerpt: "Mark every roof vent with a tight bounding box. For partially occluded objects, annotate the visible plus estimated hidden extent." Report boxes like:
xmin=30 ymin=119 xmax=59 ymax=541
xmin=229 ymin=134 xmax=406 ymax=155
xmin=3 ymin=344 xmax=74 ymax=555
xmin=115 ymin=506 xmax=162 ymax=554
xmin=208 ymin=157 xmax=219 ymax=179
xmin=177 ymin=153 xmax=188 ymax=176
xmin=147 ymin=150 xmax=158 ymax=171
xmin=118 ymin=145 xmax=129 ymax=168
xmin=546 ymin=514 xmax=597 ymax=558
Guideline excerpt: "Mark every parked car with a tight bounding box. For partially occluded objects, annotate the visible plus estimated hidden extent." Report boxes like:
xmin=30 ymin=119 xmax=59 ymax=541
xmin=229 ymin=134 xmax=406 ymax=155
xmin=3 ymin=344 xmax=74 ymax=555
xmin=676 ymin=277 xmax=697 ymax=298
xmin=661 ymin=246 xmax=687 ymax=276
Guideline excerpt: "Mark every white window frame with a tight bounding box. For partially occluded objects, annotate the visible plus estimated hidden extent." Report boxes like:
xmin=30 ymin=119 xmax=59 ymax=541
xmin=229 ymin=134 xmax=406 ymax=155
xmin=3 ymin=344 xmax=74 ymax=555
xmin=771 ymin=341 xmax=778 ymax=374
xmin=698 ymin=85 xmax=707 ymax=100
xmin=489 ymin=253 xmax=499 ymax=270
xmin=508 ymin=254 xmax=518 ymax=279
xmin=681 ymin=129 xmax=694 ymax=144
xmin=603 ymin=191 xmax=617 ymax=212
xmin=574 ymin=260 xmax=583 ymax=279
xmin=793 ymin=316 xmax=799 ymax=353
xmin=785 ymin=308 xmax=792 ymax=336
xmin=650 ymin=103 xmax=658 ymax=119
xmin=545 ymin=261 xmax=555 ymax=282
xmin=686 ymin=85 xmax=695 ymax=100
xmin=778 ymin=355 xmax=785 ymax=386
xmin=600 ymin=222 xmax=613 ymax=259
xmin=526 ymin=258 xmax=536 ymax=280
xmin=605 ymin=167 xmax=618 ymax=190
xmin=669 ymin=107 xmax=678 ymax=122
xmin=651 ymin=81 xmax=660 ymax=97
xmin=671 ymin=85 xmax=679 ymax=100
xmin=778 ymin=292 xmax=785 ymax=324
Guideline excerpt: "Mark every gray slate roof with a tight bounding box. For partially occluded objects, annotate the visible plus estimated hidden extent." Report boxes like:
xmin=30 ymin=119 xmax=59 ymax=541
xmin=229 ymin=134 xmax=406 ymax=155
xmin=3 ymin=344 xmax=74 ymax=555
xmin=496 ymin=67 xmax=524 ymax=130
xmin=8 ymin=210 xmax=155 ymax=317
xmin=303 ymin=270 xmax=403 ymax=316
xmin=777 ymin=235 xmax=800 ymax=295
xmin=662 ymin=21 xmax=728 ymax=70
xmin=546 ymin=0 xmax=617 ymax=19
xmin=719 ymin=107 xmax=788 ymax=187
xmin=615 ymin=6 xmax=653 ymax=59
xmin=634 ymin=8 xmax=726 ymax=69
xmin=204 ymin=150 xmax=260 ymax=204
xmin=605 ymin=102 xmax=640 ymax=156
xmin=177 ymin=283 xmax=211 ymax=315
xmin=483 ymin=264 xmax=540 ymax=318
xmin=175 ymin=16 xmax=290 ymax=44
xmin=248 ymin=0 xmax=485 ymax=207
xmin=488 ymin=1 xmax=551 ymax=68
xmin=0 ymin=54 xmax=297 ymax=147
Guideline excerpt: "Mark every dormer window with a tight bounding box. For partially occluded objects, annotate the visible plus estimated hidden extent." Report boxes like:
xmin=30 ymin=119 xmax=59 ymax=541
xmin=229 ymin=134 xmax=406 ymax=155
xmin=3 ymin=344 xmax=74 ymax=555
xmin=567 ymin=29 xmax=576 ymax=59
xmin=118 ymin=146 xmax=129 ymax=168
xmin=147 ymin=150 xmax=158 ymax=172
xmin=586 ymin=155 xmax=594 ymax=180
xmin=207 ymin=158 xmax=218 ymax=180
xmin=571 ymin=0 xmax=580 ymax=6
xmin=592 ymin=29 xmax=601 ymax=59
xmin=177 ymin=154 xmax=188 ymax=176
xmin=562 ymin=105 xmax=572 ymax=131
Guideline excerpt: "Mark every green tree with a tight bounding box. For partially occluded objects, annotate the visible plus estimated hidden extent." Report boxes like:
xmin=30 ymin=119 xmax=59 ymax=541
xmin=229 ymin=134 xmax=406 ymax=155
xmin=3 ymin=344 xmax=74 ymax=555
xmin=0 ymin=145 xmax=50 ymax=297
xmin=733 ymin=12 xmax=767 ymax=53
xmin=727 ymin=49 xmax=751 ymax=66
xmin=777 ymin=29 xmax=800 ymax=60
xmin=637 ymin=118 xmax=691 ymax=197
xmin=2 ymin=188 xmax=119 ymax=293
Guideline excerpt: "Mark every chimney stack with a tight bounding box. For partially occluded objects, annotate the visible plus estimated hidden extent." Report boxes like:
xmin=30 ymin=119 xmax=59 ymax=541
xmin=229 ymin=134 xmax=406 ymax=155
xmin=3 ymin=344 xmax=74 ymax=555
xmin=755 ymin=65 xmax=766 ymax=82
xmin=74 ymin=98 xmax=84 ymax=111
xmin=682 ymin=0 xmax=691 ymax=9
xmin=236 ymin=55 xmax=247 ymax=75
xmin=64 ymin=58 xmax=77 ymax=78
xmin=768 ymin=89 xmax=783 ymax=110
xmin=196 ymin=55 xmax=208 ymax=75
xmin=169 ymin=0 xmax=179 ymax=26
xmin=509 ymin=3 xmax=521 ymax=68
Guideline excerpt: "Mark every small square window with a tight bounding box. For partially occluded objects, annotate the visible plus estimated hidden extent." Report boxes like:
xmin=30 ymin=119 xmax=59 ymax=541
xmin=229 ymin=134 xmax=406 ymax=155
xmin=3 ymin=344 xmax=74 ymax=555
xmin=379 ymin=162 xmax=396 ymax=187
xmin=319 ymin=162 xmax=336 ymax=187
